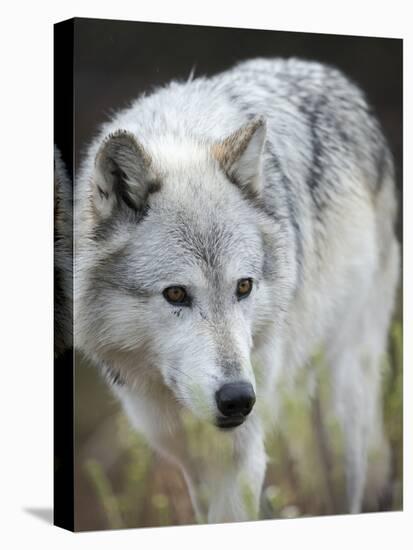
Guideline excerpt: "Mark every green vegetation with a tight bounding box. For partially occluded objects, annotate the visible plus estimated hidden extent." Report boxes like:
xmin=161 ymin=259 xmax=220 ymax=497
xmin=76 ymin=312 xmax=402 ymax=529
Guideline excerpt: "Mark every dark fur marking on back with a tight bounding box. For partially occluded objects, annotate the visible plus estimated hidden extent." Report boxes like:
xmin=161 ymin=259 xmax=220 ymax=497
xmin=298 ymin=96 xmax=327 ymax=211
xmin=265 ymin=145 xmax=304 ymax=280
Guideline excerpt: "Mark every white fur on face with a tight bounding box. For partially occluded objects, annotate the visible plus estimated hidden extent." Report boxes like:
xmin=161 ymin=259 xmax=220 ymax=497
xmin=77 ymin=162 xmax=285 ymax=421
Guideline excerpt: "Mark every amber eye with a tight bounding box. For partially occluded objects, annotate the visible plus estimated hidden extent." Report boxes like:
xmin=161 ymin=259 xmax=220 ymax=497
xmin=163 ymin=286 xmax=190 ymax=306
xmin=236 ymin=278 xmax=253 ymax=300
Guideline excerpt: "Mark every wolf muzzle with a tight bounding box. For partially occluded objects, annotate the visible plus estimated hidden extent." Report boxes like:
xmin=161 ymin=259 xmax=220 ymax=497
xmin=215 ymin=382 xmax=256 ymax=428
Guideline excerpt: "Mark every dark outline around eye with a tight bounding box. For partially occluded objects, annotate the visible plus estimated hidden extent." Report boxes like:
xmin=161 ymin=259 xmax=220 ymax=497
xmin=163 ymin=286 xmax=192 ymax=307
xmin=236 ymin=278 xmax=253 ymax=300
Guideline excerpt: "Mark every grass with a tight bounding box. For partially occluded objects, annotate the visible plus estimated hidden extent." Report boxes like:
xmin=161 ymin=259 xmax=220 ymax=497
xmin=77 ymin=313 xmax=403 ymax=529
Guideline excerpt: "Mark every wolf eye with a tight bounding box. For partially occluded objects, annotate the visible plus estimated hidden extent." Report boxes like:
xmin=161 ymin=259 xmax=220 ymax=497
xmin=163 ymin=286 xmax=190 ymax=306
xmin=236 ymin=278 xmax=253 ymax=300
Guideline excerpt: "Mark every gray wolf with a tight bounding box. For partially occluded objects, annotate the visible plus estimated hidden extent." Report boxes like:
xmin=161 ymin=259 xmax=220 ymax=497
xmin=74 ymin=58 xmax=399 ymax=522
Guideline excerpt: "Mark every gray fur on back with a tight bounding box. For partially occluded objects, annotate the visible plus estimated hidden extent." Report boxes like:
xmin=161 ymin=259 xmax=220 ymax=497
xmin=77 ymin=57 xmax=394 ymax=272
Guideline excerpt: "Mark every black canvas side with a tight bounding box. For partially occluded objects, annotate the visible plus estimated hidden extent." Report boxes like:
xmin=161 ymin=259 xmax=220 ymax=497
xmin=53 ymin=18 xmax=74 ymax=532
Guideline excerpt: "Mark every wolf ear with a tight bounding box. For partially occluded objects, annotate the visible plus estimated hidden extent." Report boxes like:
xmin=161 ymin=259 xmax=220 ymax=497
xmin=93 ymin=130 xmax=154 ymax=219
xmin=212 ymin=116 xmax=266 ymax=197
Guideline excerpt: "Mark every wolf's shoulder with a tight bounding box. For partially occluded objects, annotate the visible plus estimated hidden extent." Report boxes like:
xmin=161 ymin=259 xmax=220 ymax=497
xmin=223 ymin=57 xmax=370 ymax=111
xmin=110 ymin=57 xmax=372 ymax=141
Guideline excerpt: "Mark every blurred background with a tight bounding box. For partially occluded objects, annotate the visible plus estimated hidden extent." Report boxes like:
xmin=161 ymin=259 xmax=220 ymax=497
xmin=72 ymin=18 xmax=402 ymax=530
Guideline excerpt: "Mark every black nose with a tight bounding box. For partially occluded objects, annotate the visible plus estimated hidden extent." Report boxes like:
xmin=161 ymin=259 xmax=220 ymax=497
xmin=215 ymin=382 xmax=256 ymax=418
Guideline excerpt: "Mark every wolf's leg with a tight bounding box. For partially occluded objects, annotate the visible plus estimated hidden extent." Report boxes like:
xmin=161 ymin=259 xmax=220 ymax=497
xmin=331 ymin=349 xmax=370 ymax=513
xmin=118 ymin=386 xmax=266 ymax=523
xmin=151 ymin=415 xmax=266 ymax=524
xmin=163 ymin=414 xmax=266 ymax=523
xmin=332 ymin=338 xmax=393 ymax=513
xmin=114 ymin=387 xmax=207 ymax=521
xmin=331 ymin=235 xmax=399 ymax=513
xmin=206 ymin=416 xmax=266 ymax=523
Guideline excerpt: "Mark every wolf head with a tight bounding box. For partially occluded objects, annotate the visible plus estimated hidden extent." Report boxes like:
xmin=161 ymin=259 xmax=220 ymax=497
xmin=75 ymin=117 xmax=295 ymax=428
